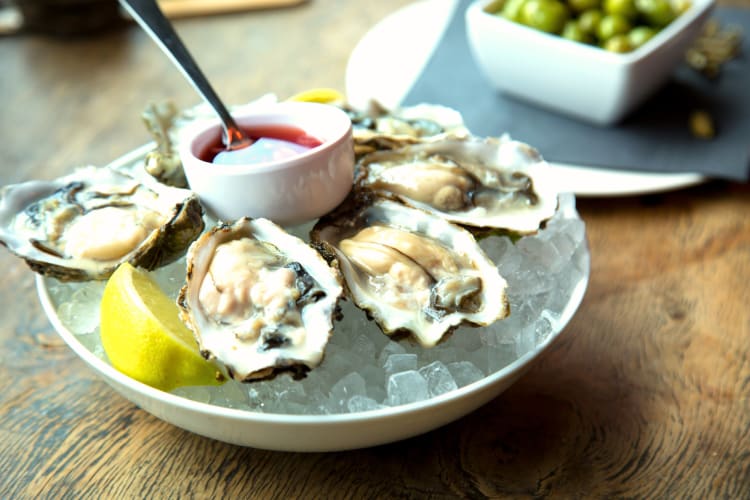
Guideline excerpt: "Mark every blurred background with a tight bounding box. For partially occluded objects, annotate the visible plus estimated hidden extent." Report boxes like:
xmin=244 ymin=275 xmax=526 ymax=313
xmin=0 ymin=0 xmax=413 ymax=185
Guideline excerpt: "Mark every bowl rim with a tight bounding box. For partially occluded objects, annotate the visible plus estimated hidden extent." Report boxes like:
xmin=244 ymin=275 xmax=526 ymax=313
xmin=468 ymin=0 xmax=716 ymax=64
xmin=178 ymin=100 xmax=353 ymax=176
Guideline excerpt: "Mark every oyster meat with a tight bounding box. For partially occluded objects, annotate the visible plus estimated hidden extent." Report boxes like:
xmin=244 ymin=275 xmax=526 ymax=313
xmin=312 ymin=195 xmax=508 ymax=347
xmin=178 ymin=217 xmax=343 ymax=381
xmin=356 ymin=136 xmax=559 ymax=234
xmin=0 ymin=166 xmax=203 ymax=281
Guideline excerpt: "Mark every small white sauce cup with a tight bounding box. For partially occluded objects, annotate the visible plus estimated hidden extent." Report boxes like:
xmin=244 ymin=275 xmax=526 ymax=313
xmin=179 ymin=101 xmax=354 ymax=226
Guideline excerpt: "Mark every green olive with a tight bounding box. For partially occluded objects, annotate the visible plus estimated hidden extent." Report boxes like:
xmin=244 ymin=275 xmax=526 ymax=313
xmin=628 ymin=25 xmax=657 ymax=48
xmin=483 ymin=0 xmax=505 ymax=15
xmin=484 ymin=0 xmax=507 ymax=14
xmin=635 ymin=0 xmax=676 ymax=27
xmin=491 ymin=0 xmax=681 ymax=53
xmin=500 ymin=0 xmax=529 ymax=21
xmin=596 ymin=13 xmax=631 ymax=40
xmin=603 ymin=33 xmax=633 ymax=52
xmin=567 ymin=0 xmax=601 ymax=13
xmin=604 ymin=0 xmax=638 ymax=20
xmin=577 ymin=9 xmax=603 ymax=34
xmin=562 ymin=19 xmax=594 ymax=42
xmin=671 ymin=0 xmax=692 ymax=14
xmin=520 ymin=0 xmax=571 ymax=34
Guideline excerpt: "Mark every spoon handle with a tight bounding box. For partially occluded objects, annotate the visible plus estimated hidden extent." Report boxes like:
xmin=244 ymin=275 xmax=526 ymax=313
xmin=119 ymin=0 xmax=248 ymax=148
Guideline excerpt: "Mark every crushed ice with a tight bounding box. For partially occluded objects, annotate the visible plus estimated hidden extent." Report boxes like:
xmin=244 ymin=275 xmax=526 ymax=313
xmin=47 ymin=193 xmax=588 ymax=415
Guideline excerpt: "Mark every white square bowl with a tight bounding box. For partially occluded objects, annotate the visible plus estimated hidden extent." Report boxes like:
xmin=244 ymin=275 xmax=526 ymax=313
xmin=465 ymin=0 xmax=715 ymax=125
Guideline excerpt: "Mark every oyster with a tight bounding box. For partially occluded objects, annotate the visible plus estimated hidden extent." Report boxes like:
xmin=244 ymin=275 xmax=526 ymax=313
xmin=355 ymin=136 xmax=559 ymax=234
xmin=178 ymin=218 xmax=343 ymax=381
xmin=141 ymin=100 xmax=188 ymax=188
xmin=346 ymin=102 xmax=469 ymax=157
xmin=0 ymin=166 xmax=203 ymax=281
xmin=311 ymin=195 xmax=508 ymax=347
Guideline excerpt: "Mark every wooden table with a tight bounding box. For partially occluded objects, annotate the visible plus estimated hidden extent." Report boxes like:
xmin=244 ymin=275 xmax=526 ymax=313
xmin=1 ymin=0 xmax=748 ymax=497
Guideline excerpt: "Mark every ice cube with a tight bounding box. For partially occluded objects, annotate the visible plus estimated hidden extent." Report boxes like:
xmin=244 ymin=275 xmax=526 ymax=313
xmin=327 ymin=305 xmax=356 ymax=349
xmin=58 ymin=283 xmax=105 ymax=335
xmin=359 ymin=364 xmax=385 ymax=390
xmin=366 ymin=385 xmax=387 ymax=405
xmin=571 ymin=243 xmax=590 ymax=276
xmin=275 ymin=378 xmax=308 ymax=407
xmin=467 ymin=347 xmax=490 ymax=374
xmin=487 ymin=340 xmax=518 ymax=374
xmin=211 ymin=380 xmax=251 ymax=410
xmin=480 ymin=235 xmax=517 ymax=263
xmin=517 ymin=237 xmax=562 ymax=272
xmin=347 ymin=395 xmax=384 ymax=413
xmin=508 ymin=266 xmax=554 ymax=296
xmin=358 ymin=363 xmax=387 ymax=402
xmin=329 ymin=372 xmax=367 ymax=410
xmin=529 ymin=313 xmax=554 ymax=346
xmin=378 ymin=341 xmax=406 ymax=364
xmin=545 ymin=230 xmax=577 ymax=264
xmin=304 ymin=389 xmax=334 ymax=415
xmin=47 ymin=280 xmax=77 ymax=308
xmin=479 ymin=322 xmax=514 ymax=348
xmin=350 ymin=333 xmax=377 ymax=362
xmin=422 ymin=344 xmax=459 ymax=365
xmin=386 ymin=370 xmax=430 ymax=406
xmin=282 ymin=401 xmax=310 ymax=415
xmin=76 ymin=328 xmax=105 ymax=356
xmin=516 ymin=291 xmax=551 ymax=316
xmin=516 ymin=323 xmax=538 ymax=358
xmin=319 ymin=344 xmax=357 ymax=384
xmin=559 ymin=218 xmax=587 ymax=247
xmin=449 ymin=328 xmax=484 ymax=352
xmin=171 ymin=385 xmax=212 ymax=404
xmin=383 ymin=353 xmax=418 ymax=378
xmin=418 ymin=361 xmax=458 ymax=397
xmin=447 ymin=361 xmax=485 ymax=387
xmin=151 ymin=257 xmax=189 ymax=300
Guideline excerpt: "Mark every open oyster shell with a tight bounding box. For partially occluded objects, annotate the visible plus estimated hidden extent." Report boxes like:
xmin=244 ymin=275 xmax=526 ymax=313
xmin=311 ymin=194 xmax=509 ymax=348
xmin=356 ymin=136 xmax=559 ymax=234
xmin=0 ymin=166 xmax=204 ymax=281
xmin=177 ymin=217 xmax=344 ymax=382
xmin=346 ymin=102 xmax=469 ymax=158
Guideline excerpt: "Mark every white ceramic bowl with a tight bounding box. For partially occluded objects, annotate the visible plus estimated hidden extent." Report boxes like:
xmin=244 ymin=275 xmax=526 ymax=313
xmin=465 ymin=0 xmax=714 ymax=125
xmin=37 ymin=200 xmax=590 ymax=451
xmin=34 ymin=143 xmax=591 ymax=451
xmin=179 ymin=102 xmax=355 ymax=226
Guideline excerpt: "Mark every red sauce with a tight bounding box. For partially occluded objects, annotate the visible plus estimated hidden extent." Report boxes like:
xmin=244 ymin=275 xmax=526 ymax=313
xmin=199 ymin=124 xmax=323 ymax=163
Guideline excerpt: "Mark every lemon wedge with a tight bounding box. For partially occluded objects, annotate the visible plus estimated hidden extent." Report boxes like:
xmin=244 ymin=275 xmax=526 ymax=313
xmin=287 ymin=88 xmax=345 ymax=104
xmin=100 ymin=262 xmax=224 ymax=392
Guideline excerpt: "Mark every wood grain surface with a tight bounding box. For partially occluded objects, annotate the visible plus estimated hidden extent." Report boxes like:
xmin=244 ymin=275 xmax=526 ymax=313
xmin=158 ymin=0 xmax=308 ymax=18
xmin=1 ymin=0 xmax=748 ymax=497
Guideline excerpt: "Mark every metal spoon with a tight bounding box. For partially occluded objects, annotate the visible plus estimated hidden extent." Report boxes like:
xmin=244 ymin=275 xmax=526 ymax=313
xmin=119 ymin=0 xmax=253 ymax=152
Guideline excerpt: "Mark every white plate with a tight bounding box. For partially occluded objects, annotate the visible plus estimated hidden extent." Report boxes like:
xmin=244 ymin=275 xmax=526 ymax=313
xmin=35 ymin=144 xmax=590 ymax=452
xmin=345 ymin=0 xmax=705 ymax=196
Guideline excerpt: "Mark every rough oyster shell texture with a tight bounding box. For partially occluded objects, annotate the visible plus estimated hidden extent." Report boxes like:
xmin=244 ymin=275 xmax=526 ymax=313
xmin=0 ymin=166 xmax=204 ymax=281
xmin=356 ymin=136 xmax=559 ymax=235
xmin=178 ymin=217 xmax=344 ymax=381
xmin=311 ymin=195 xmax=509 ymax=348
xmin=347 ymin=102 xmax=469 ymax=158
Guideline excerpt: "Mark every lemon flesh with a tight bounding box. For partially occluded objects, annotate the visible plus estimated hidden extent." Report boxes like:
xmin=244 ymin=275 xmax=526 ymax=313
xmin=100 ymin=262 xmax=224 ymax=392
xmin=287 ymin=88 xmax=345 ymax=104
